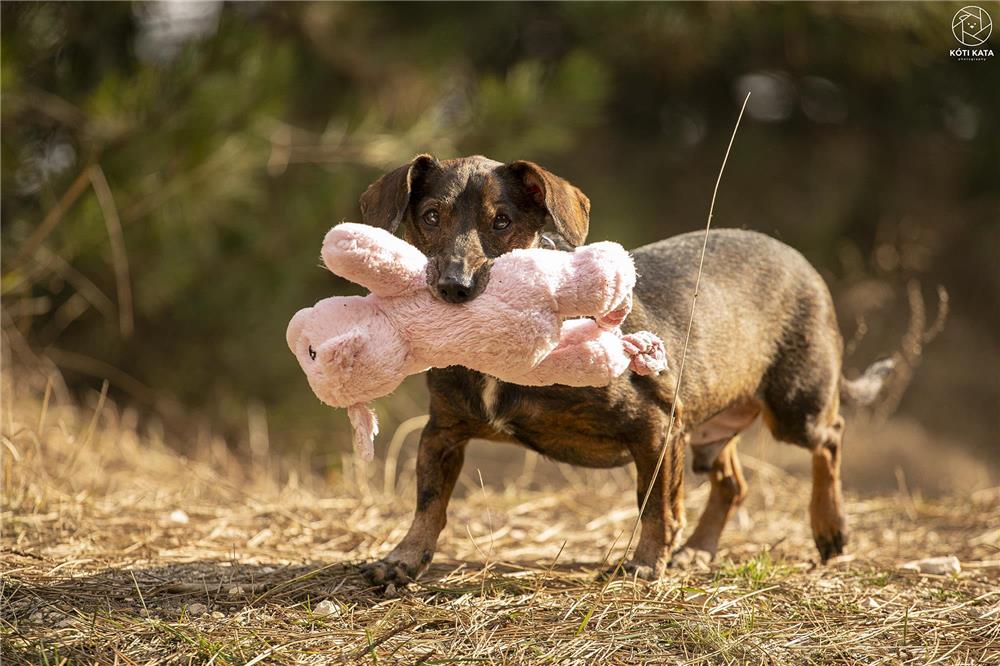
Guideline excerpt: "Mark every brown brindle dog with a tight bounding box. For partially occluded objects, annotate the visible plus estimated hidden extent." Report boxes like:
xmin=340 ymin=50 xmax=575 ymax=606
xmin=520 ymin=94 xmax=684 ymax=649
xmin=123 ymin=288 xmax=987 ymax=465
xmin=356 ymin=154 xmax=893 ymax=585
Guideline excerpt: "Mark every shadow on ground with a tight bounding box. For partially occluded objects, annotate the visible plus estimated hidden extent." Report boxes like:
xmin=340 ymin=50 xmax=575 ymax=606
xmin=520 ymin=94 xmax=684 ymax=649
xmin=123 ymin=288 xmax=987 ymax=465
xmin=3 ymin=556 xmax=598 ymax=622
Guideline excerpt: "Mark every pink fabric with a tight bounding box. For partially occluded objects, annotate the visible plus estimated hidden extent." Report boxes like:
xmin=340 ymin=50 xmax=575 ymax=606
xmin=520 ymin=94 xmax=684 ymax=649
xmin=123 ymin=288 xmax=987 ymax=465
xmin=347 ymin=403 xmax=379 ymax=461
xmin=287 ymin=223 xmax=667 ymax=458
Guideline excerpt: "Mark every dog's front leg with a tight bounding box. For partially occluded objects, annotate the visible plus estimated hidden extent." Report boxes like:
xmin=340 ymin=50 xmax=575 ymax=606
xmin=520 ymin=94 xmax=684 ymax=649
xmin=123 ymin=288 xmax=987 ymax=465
xmin=614 ymin=422 xmax=686 ymax=579
xmin=362 ymin=420 xmax=468 ymax=588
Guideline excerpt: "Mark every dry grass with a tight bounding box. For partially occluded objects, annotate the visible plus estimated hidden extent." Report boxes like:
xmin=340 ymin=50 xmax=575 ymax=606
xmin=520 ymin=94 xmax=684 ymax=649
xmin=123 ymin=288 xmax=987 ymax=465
xmin=2 ymin=374 xmax=999 ymax=665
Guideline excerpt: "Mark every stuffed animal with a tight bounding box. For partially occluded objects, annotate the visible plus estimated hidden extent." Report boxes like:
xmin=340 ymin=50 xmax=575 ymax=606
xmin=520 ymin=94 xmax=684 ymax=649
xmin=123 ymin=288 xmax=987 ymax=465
xmin=287 ymin=223 xmax=667 ymax=460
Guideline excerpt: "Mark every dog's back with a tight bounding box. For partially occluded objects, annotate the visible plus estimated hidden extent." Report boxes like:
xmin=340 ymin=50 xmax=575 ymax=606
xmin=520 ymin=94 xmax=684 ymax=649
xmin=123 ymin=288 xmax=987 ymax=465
xmin=631 ymin=228 xmax=842 ymax=427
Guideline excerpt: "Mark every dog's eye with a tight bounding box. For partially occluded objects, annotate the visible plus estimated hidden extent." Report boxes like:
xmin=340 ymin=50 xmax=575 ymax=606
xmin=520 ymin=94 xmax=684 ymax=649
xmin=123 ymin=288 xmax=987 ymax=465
xmin=308 ymin=345 xmax=316 ymax=360
xmin=422 ymin=210 xmax=439 ymax=227
xmin=493 ymin=213 xmax=511 ymax=230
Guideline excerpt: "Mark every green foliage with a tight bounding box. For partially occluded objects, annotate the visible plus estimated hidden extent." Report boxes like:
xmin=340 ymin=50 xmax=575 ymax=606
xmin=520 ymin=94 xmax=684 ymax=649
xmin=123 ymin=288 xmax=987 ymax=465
xmin=718 ymin=551 xmax=794 ymax=589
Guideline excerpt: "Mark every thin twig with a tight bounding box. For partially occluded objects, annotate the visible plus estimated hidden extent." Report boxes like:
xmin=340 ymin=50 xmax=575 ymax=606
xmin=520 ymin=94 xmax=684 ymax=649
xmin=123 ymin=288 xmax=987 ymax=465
xmin=614 ymin=92 xmax=751 ymax=576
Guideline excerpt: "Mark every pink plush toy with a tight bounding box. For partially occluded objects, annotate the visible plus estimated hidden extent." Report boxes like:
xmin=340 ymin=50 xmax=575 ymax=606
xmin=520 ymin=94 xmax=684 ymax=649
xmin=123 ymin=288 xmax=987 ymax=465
xmin=287 ymin=223 xmax=666 ymax=460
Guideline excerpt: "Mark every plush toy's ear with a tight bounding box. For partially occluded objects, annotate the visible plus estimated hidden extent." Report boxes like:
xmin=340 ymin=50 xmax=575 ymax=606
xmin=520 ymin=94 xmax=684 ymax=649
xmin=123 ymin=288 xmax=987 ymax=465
xmin=317 ymin=331 xmax=365 ymax=377
xmin=507 ymin=161 xmax=590 ymax=247
xmin=359 ymin=154 xmax=439 ymax=233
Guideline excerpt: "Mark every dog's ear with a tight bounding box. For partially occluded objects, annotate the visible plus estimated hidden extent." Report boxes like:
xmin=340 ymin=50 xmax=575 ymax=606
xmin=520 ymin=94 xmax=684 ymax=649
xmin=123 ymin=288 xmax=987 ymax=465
xmin=508 ymin=161 xmax=590 ymax=247
xmin=359 ymin=154 xmax=438 ymax=232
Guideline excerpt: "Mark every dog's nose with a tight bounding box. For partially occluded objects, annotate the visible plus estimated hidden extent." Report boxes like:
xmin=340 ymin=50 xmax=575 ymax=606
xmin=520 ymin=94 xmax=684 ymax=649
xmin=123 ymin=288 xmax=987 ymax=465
xmin=437 ymin=274 xmax=475 ymax=303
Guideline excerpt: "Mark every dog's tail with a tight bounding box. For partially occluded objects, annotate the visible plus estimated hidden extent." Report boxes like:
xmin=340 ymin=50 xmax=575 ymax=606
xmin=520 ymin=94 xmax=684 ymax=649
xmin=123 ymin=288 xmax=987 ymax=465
xmin=840 ymin=358 xmax=896 ymax=406
xmin=839 ymin=282 xmax=949 ymax=411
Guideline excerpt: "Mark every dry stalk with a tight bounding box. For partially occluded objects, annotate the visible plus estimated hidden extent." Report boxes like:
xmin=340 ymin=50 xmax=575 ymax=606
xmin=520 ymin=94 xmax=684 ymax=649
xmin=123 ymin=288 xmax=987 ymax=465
xmin=613 ymin=92 xmax=752 ymax=578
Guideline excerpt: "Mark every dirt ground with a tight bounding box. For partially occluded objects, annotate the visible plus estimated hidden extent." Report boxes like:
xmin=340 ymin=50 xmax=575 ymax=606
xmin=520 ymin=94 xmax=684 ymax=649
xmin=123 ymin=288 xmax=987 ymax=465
xmin=2 ymin=379 xmax=999 ymax=665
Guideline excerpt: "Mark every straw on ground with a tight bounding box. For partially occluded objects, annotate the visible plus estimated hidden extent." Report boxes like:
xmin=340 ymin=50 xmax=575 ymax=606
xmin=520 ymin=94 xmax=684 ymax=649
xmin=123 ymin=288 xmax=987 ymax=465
xmin=2 ymin=375 xmax=998 ymax=665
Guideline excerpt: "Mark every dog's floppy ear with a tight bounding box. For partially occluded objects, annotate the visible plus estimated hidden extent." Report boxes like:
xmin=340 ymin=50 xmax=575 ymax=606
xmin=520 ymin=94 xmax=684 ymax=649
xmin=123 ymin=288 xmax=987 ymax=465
xmin=508 ymin=160 xmax=590 ymax=247
xmin=359 ymin=154 xmax=439 ymax=233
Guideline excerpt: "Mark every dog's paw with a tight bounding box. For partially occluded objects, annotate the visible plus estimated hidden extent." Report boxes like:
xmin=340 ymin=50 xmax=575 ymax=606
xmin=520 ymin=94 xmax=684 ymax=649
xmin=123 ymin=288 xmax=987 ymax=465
xmin=361 ymin=559 xmax=420 ymax=591
xmin=670 ymin=546 xmax=714 ymax=570
xmin=813 ymin=529 xmax=847 ymax=563
xmin=599 ymin=560 xmax=660 ymax=581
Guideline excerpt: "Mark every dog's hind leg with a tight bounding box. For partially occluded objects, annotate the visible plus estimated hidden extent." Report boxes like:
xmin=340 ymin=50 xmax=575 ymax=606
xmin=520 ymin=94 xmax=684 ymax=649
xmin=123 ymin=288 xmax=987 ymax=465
xmin=807 ymin=413 xmax=846 ymax=561
xmin=672 ymin=436 xmax=747 ymax=568
xmin=762 ymin=346 xmax=847 ymax=562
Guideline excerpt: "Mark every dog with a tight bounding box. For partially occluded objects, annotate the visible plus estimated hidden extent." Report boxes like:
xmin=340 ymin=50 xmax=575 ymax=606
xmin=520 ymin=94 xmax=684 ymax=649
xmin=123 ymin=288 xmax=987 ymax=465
xmin=356 ymin=154 xmax=893 ymax=585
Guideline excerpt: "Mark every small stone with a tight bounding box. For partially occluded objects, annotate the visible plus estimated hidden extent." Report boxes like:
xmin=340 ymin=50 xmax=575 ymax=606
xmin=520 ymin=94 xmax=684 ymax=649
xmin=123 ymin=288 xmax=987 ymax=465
xmin=29 ymin=612 xmax=44 ymax=623
xmin=139 ymin=608 xmax=152 ymax=617
xmin=168 ymin=510 xmax=190 ymax=525
xmin=55 ymin=617 xmax=74 ymax=628
xmin=227 ymin=585 xmax=245 ymax=597
xmin=898 ymin=555 xmax=961 ymax=575
xmin=211 ymin=611 xmax=224 ymax=619
xmin=863 ymin=597 xmax=880 ymax=609
xmin=187 ymin=602 xmax=207 ymax=617
xmin=312 ymin=599 xmax=339 ymax=617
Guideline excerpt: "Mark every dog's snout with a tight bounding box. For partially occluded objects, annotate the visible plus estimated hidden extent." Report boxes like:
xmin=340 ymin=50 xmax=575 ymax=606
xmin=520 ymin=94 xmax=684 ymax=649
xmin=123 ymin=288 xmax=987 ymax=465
xmin=437 ymin=273 xmax=475 ymax=304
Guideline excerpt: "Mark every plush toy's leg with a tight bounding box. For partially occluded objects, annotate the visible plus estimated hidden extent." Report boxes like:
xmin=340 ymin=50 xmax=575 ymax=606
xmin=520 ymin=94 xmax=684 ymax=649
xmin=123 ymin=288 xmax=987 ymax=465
xmin=553 ymin=242 xmax=636 ymax=319
xmin=516 ymin=321 xmax=667 ymax=387
xmin=516 ymin=321 xmax=628 ymax=387
xmin=362 ymin=421 xmax=469 ymax=588
xmin=323 ymin=224 xmax=427 ymax=298
xmin=596 ymin=293 xmax=632 ymax=330
xmin=347 ymin=404 xmax=379 ymax=461
xmin=621 ymin=331 xmax=668 ymax=376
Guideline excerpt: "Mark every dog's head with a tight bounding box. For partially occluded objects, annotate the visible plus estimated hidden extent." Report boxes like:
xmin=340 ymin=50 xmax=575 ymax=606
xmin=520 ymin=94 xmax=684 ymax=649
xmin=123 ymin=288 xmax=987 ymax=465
xmin=359 ymin=154 xmax=590 ymax=303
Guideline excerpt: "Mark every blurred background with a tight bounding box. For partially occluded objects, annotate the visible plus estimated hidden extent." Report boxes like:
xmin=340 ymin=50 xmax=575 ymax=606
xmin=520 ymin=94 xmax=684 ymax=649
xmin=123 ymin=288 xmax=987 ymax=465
xmin=3 ymin=2 xmax=997 ymax=495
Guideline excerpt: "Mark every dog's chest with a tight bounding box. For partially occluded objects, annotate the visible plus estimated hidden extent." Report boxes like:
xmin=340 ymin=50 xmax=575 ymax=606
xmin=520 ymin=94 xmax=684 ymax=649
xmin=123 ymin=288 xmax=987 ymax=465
xmin=479 ymin=376 xmax=510 ymax=432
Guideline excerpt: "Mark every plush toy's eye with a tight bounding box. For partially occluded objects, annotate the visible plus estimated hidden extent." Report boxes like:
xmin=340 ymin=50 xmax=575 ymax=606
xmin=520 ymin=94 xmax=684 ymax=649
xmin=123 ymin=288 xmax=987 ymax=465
xmin=422 ymin=210 xmax=440 ymax=227
xmin=308 ymin=345 xmax=316 ymax=360
xmin=493 ymin=213 xmax=512 ymax=230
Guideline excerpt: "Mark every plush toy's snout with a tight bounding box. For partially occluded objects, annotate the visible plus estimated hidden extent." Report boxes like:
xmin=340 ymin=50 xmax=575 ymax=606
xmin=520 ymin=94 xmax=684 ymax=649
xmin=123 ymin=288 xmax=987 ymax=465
xmin=286 ymin=307 xmax=310 ymax=353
